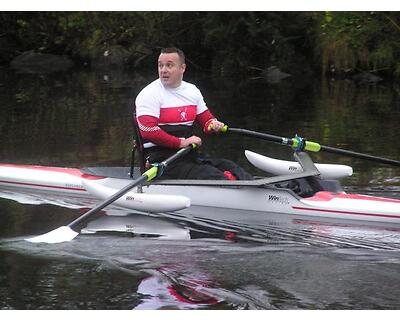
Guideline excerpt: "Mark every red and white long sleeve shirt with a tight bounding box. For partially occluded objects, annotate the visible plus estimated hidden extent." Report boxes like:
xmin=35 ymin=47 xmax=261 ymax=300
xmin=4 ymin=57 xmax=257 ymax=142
xmin=135 ymin=79 xmax=216 ymax=149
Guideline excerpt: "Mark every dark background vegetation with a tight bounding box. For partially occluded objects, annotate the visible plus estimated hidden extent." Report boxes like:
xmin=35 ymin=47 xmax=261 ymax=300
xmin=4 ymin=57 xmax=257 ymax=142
xmin=1 ymin=11 xmax=400 ymax=79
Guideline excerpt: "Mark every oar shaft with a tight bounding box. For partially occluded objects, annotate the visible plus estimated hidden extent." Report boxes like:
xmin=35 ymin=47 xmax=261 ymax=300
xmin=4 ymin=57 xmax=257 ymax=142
xmin=162 ymin=145 xmax=195 ymax=166
xmin=227 ymin=128 xmax=284 ymax=144
xmin=320 ymin=145 xmax=400 ymax=166
xmin=226 ymin=126 xmax=400 ymax=167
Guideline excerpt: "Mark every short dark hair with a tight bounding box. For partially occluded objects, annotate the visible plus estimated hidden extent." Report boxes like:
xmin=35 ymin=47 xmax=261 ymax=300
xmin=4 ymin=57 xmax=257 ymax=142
xmin=160 ymin=47 xmax=185 ymax=64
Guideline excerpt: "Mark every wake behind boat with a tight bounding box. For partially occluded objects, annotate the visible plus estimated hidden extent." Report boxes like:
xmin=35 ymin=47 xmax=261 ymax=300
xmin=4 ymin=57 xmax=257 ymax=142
xmin=1 ymin=150 xmax=400 ymax=225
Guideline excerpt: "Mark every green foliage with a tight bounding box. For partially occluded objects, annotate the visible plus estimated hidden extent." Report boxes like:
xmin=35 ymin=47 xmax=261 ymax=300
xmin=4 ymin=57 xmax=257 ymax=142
xmin=0 ymin=12 xmax=315 ymax=75
xmin=201 ymin=12 xmax=314 ymax=75
xmin=1 ymin=12 xmax=400 ymax=78
xmin=316 ymin=12 xmax=400 ymax=76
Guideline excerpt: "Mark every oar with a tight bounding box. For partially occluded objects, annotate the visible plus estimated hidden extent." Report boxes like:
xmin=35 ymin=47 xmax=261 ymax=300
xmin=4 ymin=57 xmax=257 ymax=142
xmin=26 ymin=145 xmax=195 ymax=244
xmin=223 ymin=126 xmax=400 ymax=167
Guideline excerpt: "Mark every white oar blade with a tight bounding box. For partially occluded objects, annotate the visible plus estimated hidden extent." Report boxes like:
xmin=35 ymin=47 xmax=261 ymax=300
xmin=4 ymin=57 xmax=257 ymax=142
xmin=25 ymin=226 xmax=79 ymax=244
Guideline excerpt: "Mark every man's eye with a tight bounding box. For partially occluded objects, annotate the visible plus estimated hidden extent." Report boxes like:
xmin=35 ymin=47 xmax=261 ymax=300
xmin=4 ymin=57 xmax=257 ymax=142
xmin=159 ymin=63 xmax=174 ymax=68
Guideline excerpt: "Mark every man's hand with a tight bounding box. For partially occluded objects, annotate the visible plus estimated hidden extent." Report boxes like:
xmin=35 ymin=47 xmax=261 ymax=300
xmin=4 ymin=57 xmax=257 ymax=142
xmin=207 ymin=120 xmax=225 ymax=133
xmin=179 ymin=135 xmax=202 ymax=148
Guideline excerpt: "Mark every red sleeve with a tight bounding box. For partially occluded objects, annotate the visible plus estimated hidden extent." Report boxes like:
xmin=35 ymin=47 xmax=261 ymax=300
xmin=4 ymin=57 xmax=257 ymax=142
xmin=196 ymin=110 xmax=216 ymax=134
xmin=136 ymin=115 xmax=181 ymax=149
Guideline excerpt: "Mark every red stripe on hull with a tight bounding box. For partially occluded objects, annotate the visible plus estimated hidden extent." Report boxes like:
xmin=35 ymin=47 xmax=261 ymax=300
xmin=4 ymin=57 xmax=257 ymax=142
xmin=0 ymin=180 xmax=86 ymax=192
xmin=305 ymin=191 xmax=400 ymax=203
xmin=0 ymin=164 xmax=104 ymax=180
xmin=292 ymin=206 xmax=400 ymax=219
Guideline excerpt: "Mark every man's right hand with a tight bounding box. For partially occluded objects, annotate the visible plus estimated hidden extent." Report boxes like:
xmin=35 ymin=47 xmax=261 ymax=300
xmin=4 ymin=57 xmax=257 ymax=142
xmin=179 ymin=135 xmax=202 ymax=148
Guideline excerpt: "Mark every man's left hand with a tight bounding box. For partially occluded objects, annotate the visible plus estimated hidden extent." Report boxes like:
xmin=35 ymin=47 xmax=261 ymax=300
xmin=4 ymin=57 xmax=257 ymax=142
xmin=208 ymin=120 xmax=225 ymax=133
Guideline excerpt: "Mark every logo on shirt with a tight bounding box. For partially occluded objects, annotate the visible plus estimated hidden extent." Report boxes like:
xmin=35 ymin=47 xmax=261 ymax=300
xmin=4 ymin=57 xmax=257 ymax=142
xmin=178 ymin=107 xmax=188 ymax=121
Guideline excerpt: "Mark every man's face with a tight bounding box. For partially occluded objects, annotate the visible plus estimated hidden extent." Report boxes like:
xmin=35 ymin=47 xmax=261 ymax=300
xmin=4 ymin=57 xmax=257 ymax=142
xmin=158 ymin=53 xmax=186 ymax=88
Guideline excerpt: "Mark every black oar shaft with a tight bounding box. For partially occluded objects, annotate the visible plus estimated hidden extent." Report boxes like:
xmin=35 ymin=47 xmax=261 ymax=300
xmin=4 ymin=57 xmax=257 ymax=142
xmin=320 ymin=145 xmax=400 ymax=166
xmin=228 ymin=128 xmax=285 ymax=144
xmin=162 ymin=146 xmax=195 ymax=166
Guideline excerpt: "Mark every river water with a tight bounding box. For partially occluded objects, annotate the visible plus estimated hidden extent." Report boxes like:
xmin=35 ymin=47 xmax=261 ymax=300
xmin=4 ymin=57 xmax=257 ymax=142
xmin=1 ymin=66 xmax=400 ymax=310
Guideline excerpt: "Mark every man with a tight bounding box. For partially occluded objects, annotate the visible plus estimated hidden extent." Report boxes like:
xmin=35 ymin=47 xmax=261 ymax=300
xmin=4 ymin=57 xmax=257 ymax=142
xmin=134 ymin=47 xmax=252 ymax=180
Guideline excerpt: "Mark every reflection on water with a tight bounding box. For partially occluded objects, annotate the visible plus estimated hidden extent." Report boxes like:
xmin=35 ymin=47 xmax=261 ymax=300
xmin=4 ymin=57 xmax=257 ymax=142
xmin=2 ymin=187 xmax=400 ymax=309
xmin=1 ymin=67 xmax=400 ymax=309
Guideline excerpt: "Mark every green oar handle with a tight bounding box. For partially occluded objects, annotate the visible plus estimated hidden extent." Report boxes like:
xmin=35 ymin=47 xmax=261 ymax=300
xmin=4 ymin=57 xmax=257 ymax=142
xmin=144 ymin=166 xmax=158 ymax=181
xmin=291 ymin=136 xmax=321 ymax=152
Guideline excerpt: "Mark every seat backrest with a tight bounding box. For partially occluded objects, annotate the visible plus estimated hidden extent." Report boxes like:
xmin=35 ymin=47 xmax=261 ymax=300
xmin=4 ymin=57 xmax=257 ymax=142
xmin=132 ymin=109 xmax=146 ymax=173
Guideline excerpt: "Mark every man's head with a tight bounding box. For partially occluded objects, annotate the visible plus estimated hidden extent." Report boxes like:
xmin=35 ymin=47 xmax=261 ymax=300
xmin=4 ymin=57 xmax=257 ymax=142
xmin=158 ymin=47 xmax=186 ymax=88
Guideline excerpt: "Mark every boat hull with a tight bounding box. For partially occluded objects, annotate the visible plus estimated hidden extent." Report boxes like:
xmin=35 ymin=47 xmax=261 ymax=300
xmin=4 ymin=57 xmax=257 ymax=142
xmin=1 ymin=163 xmax=400 ymax=224
xmin=0 ymin=164 xmax=90 ymax=195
